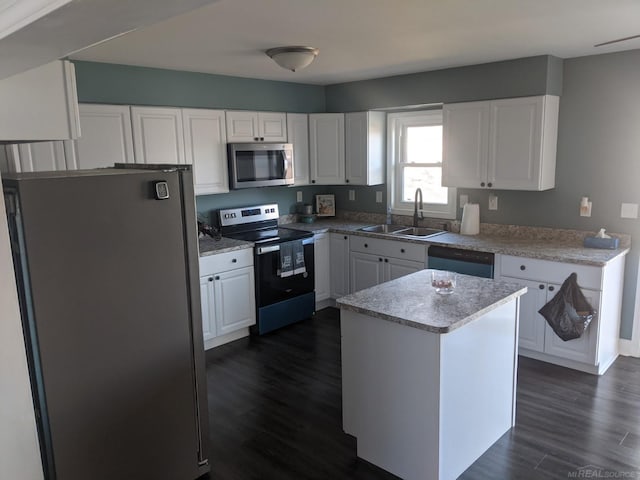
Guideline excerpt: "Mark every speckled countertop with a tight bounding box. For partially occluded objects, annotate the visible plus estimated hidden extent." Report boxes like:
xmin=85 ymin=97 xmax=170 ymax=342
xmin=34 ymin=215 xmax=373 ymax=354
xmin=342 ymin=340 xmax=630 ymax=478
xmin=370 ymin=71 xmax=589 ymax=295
xmin=198 ymin=236 xmax=253 ymax=257
xmin=337 ymin=269 xmax=527 ymax=333
xmin=284 ymin=219 xmax=629 ymax=266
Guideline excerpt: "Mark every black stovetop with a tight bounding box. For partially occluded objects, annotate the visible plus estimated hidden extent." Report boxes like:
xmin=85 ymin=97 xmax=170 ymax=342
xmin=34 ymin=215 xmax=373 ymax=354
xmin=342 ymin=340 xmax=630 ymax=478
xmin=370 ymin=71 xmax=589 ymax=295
xmin=224 ymin=227 xmax=312 ymax=246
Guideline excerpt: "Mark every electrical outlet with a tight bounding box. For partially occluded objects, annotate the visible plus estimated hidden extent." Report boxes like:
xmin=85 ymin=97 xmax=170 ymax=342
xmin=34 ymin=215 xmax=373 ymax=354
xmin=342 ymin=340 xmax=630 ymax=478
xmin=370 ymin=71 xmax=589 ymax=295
xmin=296 ymin=191 xmax=303 ymax=203
xmin=488 ymin=194 xmax=498 ymax=211
xmin=460 ymin=194 xmax=468 ymax=208
xmin=621 ymin=203 xmax=639 ymax=219
xmin=376 ymin=191 xmax=383 ymax=203
xmin=349 ymin=190 xmax=355 ymax=201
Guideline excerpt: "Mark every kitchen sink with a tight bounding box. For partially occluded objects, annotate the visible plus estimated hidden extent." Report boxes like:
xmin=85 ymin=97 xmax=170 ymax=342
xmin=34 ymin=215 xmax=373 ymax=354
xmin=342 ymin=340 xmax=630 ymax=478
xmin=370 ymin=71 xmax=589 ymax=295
xmin=358 ymin=224 xmax=446 ymax=238
xmin=358 ymin=224 xmax=412 ymax=234
xmin=392 ymin=227 xmax=446 ymax=238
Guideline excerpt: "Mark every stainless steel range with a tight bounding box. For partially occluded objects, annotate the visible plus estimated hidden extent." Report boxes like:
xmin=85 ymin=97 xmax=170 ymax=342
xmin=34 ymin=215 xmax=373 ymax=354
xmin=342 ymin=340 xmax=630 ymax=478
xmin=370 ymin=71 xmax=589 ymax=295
xmin=218 ymin=203 xmax=315 ymax=335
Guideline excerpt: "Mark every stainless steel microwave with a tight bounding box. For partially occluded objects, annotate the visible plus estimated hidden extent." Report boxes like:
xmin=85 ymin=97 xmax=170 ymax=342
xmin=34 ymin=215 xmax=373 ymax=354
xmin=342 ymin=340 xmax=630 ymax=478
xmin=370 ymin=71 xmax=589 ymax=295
xmin=227 ymin=143 xmax=294 ymax=189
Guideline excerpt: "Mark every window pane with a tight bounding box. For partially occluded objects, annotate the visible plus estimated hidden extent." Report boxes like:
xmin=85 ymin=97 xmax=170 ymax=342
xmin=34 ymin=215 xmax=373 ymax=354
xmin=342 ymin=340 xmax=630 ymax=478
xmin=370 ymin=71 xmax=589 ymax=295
xmin=405 ymin=125 xmax=442 ymax=164
xmin=402 ymin=167 xmax=448 ymax=204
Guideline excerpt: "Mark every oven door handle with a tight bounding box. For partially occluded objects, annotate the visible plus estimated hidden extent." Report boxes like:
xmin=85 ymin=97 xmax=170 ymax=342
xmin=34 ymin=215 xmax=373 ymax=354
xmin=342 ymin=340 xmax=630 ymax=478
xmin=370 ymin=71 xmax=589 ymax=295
xmin=257 ymin=245 xmax=280 ymax=255
xmin=256 ymin=237 xmax=314 ymax=255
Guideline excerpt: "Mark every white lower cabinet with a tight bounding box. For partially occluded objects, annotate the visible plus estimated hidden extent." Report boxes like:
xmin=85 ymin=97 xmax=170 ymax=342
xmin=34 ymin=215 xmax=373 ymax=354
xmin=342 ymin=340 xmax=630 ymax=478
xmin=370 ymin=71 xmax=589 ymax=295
xmin=498 ymin=254 xmax=624 ymax=374
xmin=350 ymin=236 xmax=427 ymax=292
xmin=330 ymin=233 xmax=350 ymax=299
xmin=199 ymin=248 xmax=256 ymax=350
xmin=314 ymin=233 xmax=331 ymax=307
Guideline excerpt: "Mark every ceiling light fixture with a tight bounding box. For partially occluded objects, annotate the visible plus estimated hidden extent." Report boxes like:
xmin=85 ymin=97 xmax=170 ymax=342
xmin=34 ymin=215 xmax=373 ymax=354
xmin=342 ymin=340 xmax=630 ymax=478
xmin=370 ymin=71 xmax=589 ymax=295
xmin=266 ymin=46 xmax=319 ymax=72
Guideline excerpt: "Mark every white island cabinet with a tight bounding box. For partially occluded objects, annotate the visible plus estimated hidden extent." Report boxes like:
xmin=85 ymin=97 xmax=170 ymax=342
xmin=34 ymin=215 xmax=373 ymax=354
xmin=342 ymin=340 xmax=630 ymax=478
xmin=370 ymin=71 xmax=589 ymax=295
xmin=338 ymin=270 xmax=526 ymax=480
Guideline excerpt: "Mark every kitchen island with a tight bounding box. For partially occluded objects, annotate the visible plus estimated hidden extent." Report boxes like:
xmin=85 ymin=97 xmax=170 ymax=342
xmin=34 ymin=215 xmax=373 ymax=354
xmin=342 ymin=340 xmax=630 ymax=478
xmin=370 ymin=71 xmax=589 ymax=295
xmin=337 ymin=270 xmax=527 ymax=480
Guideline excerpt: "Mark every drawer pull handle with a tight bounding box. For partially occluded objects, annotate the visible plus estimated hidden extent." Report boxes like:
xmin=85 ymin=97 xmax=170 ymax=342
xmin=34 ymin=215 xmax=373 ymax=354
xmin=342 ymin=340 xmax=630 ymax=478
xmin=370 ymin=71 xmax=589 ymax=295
xmin=539 ymin=284 xmax=545 ymax=289
xmin=208 ymin=277 xmax=214 ymax=282
xmin=401 ymin=248 xmax=405 ymax=253
xmin=384 ymin=258 xmax=388 ymax=263
xmin=548 ymin=286 xmax=555 ymax=292
xmin=520 ymin=265 xmax=526 ymax=270
xmin=378 ymin=258 xmax=383 ymax=262
xmin=344 ymin=236 xmax=348 ymax=240
xmin=487 ymin=182 xmax=493 ymax=188
xmin=480 ymin=182 xmax=485 ymax=187
xmin=232 ymin=258 xmax=237 ymax=263
xmin=364 ymin=243 xmax=368 ymax=248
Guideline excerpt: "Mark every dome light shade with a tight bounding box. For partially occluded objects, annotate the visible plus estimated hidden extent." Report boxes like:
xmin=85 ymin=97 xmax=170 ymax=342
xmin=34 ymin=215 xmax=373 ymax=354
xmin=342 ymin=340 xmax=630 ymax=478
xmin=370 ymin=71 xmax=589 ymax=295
xmin=266 ymin=46 xmax=319 ymax=72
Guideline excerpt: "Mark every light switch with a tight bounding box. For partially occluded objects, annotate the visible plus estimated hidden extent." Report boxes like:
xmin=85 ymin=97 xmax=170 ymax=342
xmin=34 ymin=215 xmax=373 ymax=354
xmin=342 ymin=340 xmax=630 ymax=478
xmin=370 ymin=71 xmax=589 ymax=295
xmin=349 ymin=190 xmax=356 ymax=201
xmin=376 ymin=191 xmax=383 ymax=203
xmin=460 ymin=194 xmax=468 ymax=208
xmin=621 ymin=203 xmax=638 ymax=219
xmin=296 ymin=191 xmax=303 ymax=203
xmin=488 ymin=194 xmax=498 ymax=211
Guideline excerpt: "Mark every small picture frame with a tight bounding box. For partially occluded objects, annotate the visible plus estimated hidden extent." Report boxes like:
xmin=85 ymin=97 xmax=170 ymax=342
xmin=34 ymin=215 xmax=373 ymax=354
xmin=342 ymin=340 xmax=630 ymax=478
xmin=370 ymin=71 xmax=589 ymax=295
xmin=315 ymin=194 xmax=336 ymax=217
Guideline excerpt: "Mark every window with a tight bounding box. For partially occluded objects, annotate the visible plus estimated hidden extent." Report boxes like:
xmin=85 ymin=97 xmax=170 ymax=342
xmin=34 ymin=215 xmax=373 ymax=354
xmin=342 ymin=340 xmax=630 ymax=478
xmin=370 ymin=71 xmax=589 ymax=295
xmin=387 ymin=110 xmax=456 ymax=219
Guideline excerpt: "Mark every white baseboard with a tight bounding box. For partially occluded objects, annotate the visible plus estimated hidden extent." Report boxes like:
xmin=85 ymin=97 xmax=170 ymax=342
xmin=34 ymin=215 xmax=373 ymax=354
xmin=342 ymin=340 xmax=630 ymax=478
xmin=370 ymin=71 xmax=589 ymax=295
xmin=618 ymin=338 xmax=640 ymax=357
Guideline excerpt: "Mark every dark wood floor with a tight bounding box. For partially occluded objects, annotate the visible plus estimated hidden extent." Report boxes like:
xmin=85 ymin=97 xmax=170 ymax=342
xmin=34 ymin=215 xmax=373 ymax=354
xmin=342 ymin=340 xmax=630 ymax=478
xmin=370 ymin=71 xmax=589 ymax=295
xmin=203 ymin=307 xmax=640 ymax=480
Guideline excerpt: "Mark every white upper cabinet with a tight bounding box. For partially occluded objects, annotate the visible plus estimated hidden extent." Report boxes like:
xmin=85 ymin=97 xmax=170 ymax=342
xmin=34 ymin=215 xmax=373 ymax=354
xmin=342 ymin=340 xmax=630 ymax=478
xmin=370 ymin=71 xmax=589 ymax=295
xmin=2 ymin=142 xmax=68 ymax=173
xmin=442 ymin=95 xmax=559 ymax=191
xmin=309 ymin=113 xmax=345 ymax=185
xmin=225 ymin=111 xmax=287 ymax=142
xmin=345 ymin=111 xmax=385 ymax=186
xmin=131 ymin=106 xmax=186 ymax=164
xmin=286 ymin=113 xmax=310 ymax=186
xmin=0 ymin=60 xmax=79 ymax=142
xmin=71 ymin=104 xmax=134 ymax=169
xmin=183 ymin=109 xmax=229 ymax=195
xmin=442 ymin=101 xmax=489 ymax=188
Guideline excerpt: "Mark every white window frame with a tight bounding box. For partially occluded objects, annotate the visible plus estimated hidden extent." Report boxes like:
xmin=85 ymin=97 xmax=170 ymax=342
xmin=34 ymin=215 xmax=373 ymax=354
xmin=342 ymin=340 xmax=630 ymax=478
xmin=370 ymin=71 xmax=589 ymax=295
xmin=386 ymin=110 xmax=456 ymax=220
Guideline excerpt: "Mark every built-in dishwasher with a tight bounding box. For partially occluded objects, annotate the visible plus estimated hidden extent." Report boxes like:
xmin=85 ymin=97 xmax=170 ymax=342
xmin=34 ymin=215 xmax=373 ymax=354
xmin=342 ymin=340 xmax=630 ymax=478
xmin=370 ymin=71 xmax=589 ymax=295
xmin=428 ymin=245 xmax=495 ymax=278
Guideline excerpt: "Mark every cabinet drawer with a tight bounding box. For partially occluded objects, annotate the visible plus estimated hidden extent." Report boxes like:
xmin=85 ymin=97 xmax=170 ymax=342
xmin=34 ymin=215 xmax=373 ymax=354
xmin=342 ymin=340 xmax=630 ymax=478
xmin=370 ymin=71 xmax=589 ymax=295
xmin=350 ymin=235 xmax=426 ymax=263
xmin=500 ymin=255 xmax=602 ymax=290
xmin=199 ymin=248 xmax=253 ymax=275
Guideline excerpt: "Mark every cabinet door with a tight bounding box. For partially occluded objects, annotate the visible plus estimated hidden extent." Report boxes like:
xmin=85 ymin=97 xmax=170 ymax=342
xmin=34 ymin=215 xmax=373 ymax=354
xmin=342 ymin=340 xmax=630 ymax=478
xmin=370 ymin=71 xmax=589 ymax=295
xmin=314 ymin=233 xmax=331 ymax=303
xmin=508 ymin=277 xmax=547 ymax=352
xmin=3 ymin=142 xmax=68 ymax=172
xmin=183 ymin=109 xmax=229 ymax=195
xmin=287 ymin=113 xmax=310 ymax=185
xmin=225 ymin=111 xmax=258 ymax=142
xmin=543 ymin=286 xmax=600 ymax=364
xmin=385 ymin=257 xmax=424 ymax=282
xmin=72 ymin=104 xmax=134 ymax=169
xmin=488 ymin=96 xmax=544 ymax=190
xmin=258 ymin=112 xmax=287 ymax=141
xmin=200 ymin=275 xmax=216 ymax=343
xmin=330 ymin=233 xmax=350 ymax=299
xmin=350 ymin=251 xmax=384 ymax=293
xmin=345 ymin=111 xmax=385 ymax=186
xmin=309 ymin=113 xmax=345 ymax=185
xmin=131 ymin=106 xmax=185 ymax=164
xmin=442 ymin=101 xmax=489 ymax=188
xmin=214 ymin=266 xmax=256 ymax=336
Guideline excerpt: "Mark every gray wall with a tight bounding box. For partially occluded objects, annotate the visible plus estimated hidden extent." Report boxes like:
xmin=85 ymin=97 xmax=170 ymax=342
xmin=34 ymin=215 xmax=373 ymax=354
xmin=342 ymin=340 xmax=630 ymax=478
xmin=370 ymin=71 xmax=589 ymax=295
xmin=325 ymin=55 xmax=563 ymax=111
xmin=73 ymin=61 xmax=326 ymax=113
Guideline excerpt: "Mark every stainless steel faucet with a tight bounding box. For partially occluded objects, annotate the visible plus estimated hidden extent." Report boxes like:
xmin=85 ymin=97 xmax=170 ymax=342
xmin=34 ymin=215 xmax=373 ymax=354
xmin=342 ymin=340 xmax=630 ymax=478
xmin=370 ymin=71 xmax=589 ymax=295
xmin=413 ymin=188 xmax=424 ymax=227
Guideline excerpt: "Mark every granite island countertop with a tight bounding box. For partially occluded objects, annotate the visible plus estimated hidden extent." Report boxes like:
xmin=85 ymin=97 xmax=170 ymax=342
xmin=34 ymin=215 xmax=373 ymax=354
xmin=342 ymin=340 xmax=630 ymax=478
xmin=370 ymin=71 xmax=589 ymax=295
xmin=284 ymin=219 xmax=629 ymax=266
xmin=336 ymin=269 xmax=527 ymax=334
xmin=198 ymin=236 xmax=253 ymax=257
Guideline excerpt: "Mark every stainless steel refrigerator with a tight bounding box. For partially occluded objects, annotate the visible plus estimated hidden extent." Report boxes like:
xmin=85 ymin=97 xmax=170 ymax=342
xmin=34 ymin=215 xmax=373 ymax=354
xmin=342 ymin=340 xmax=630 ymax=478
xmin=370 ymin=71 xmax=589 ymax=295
xmin=3 ymin=165 xmax=210 ymax=480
